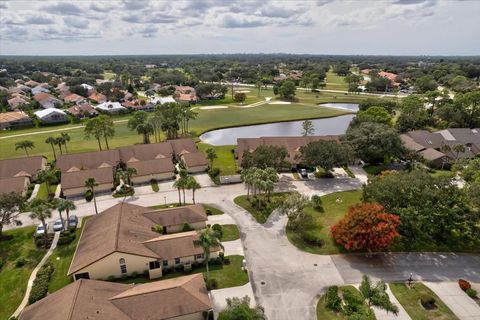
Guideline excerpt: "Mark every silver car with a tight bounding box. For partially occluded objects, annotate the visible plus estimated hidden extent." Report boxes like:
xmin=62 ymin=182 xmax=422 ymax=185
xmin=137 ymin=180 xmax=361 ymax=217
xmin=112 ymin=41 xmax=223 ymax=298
xmin=35 ymin=224 xmax=45 ymax=236
xmin=53 ymin=219 xmax=64 ymax=232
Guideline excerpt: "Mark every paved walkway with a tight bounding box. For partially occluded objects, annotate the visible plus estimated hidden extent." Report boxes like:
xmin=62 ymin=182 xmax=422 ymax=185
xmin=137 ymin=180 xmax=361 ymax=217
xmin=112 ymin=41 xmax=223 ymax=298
xmin=348 ymin=165 xmax=369 ymax=184
xmin=210 ymin=283 xmax=256 ymax=315
xmin=223 ymin=239 xmax=244 ymax=256
xmin=12 ymin=232 xmax=60 ymax=318
xmin=27 ymin=184 xmax=40 ymax=201
xmin=425 ymin=281 xmax=480 ymax=320
xmin=371 ymin=284 xmax=412 ymax=320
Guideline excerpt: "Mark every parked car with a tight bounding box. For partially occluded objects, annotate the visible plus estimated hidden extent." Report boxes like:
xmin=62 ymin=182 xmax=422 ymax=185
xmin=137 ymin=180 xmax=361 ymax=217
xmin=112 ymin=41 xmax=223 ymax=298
xmin=53 ymin=219 xmax=64 ymax=232
xmin=35 ymin=224 xmax=45 ymax=236
xmin=300 ymin=168 xmax=308 ymax=179
xmin=68 ymin=215 xmax=78 ymax=228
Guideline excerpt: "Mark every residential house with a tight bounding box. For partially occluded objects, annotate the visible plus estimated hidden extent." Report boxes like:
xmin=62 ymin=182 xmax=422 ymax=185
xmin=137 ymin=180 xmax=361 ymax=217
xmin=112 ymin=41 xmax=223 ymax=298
xmin=33 ymin=92 xmax=61 ymax=109
xmin=20 ymin=275 xmax=212 ymax=320
xmin=401 ymin=128 xmax=480 ymax=167
xmin=56 ymin=82 xmax=70 ymax=98
xmin=89 ymin=92 xmax=107 ymax=104
xmin=24 ymin=80 xmax=40 ymax=87
xmin=8 ymin=87 xmax=26 ymax=96
xmin=150 ymin=96 xmax=176 ymax=105
xmin=80 ymin=83 xmax=94 ymax=92
xmin=17 ymin=84 xmax=32 ymax=93
xmin=7 ymin=96 xmax=28 ymax=109
xmin=170 ymin=139 xmax=209 ymax=173
xmin=236 ymin=135 xmax=340 ymax=169
xmin=66 ymin=103 xmax=98 ymax=119
xmin=67 ymin=202 xmax=221 ymax=280
xmin=0 ymin=111 xmax=33 ymax=129
xmin=31 ymin=85 xmax=50 ymax=95
xmin=174 ymin=86 xmax=198 ymax=103
xmin=0 ymin=156 xmax=47 ymax=195
xmin=64 ymin=93 xmax=87 ymax=105
xmin=34 ymin=108 xmax=69 ymax=124
xmin=95 ymin=101 xmax=127 ymax=114
xmin=143 ymin=204 xmax=208 ymax=234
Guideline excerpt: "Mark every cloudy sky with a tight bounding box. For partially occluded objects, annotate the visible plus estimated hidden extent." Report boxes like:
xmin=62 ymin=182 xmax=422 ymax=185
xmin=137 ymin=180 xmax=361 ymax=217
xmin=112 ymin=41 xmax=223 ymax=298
xmin=0 ymin=0 xmax=479 ymax=56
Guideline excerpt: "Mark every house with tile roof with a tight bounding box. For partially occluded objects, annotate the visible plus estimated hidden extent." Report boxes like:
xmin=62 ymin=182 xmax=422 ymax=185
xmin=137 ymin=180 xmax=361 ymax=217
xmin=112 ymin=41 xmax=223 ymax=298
xmin=0 ymin=156 xmax=47 ymax=195
xmin=0 ymin=111 xmax=32 ymax=129
xmin=20 ymin=275 xmax=212 ymax=320
xmin=34 ymin=108 xmax=68 ymax=124
xmin=33 ymin=92 xmax=61 ymax=109
xmin=67 ymin=202 xmax=220 ymax=281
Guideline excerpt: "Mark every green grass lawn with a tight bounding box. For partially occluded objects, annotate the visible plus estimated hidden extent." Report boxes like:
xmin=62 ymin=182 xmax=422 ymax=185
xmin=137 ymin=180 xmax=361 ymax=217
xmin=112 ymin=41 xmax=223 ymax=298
xmin=36 ymin=183 xmax=58 ymax=200
xmin=316 ymin=285 xmax=375 ymax=320
xmin=0 ymin=227 xmax=46 ymax=320
xmin=103 ymin=71 xmax=116 ymax=80
xmin=220 ymin=224 xmax=240 ymax=242
xmin=117 ymin=255 xmax=248 ymax=289
xmin=287 ymin=190 xmax=362 ymax=255
xmin=47 ymin=217 xmax=90 ymax=293
xmin=324 ymin=71 xmax=348 ymax=91
xmin=198 ymin=143 xmax=237 ymax=175
xmin=233 ymin=193 xmax=288 ymax=224
xmin=390 ymin=283 xmax=459 ymax=320
xmin=148 ymin=203 xmax=224 ymax=215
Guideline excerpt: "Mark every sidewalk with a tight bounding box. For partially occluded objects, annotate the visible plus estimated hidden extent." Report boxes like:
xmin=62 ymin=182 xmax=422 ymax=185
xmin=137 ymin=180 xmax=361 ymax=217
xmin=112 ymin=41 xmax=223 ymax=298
xmin=425 ymin=281 xmax=480 ymax=320
xmin=12 ymin=232 xmax=60 ymax=318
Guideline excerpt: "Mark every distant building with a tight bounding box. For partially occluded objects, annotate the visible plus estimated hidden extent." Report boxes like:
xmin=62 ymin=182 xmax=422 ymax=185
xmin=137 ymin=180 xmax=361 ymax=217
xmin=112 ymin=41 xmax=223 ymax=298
xmin=88 ymin=92 xmax=107 ymax=104
xmin=66 ymin=103 xmax=98 ymax=119
xmin=0 ymin=111 xmax=33 ymax=129
xmin=33 ymin=92 xmax=61 ymax=109
xmin=0 ymin=156 xmax=47 ymax=195
xmin=95 ymin=101 xmax=127 ymax=114
xmin=7 ymin=96 xmax=28 ymax=109
xmin=34 ymin=108 xmax=69 ymax=124
xmin=64 ymin=93 xmax=87 ymax=105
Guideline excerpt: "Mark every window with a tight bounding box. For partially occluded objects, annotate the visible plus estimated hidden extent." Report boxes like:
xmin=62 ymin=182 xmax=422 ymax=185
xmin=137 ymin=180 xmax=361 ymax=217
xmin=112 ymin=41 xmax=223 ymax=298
xmin=175 ymin=257 xmax=181 ymax=265
xmin=119 ymin=258 xmax=127 ymax=274
xmin=162 ymin=260 xmax=168 ymax=267
xmin=195 ymin=254 xmax=204 ymax=260
xmin=149 ymin=261 xmax=161 ymax=270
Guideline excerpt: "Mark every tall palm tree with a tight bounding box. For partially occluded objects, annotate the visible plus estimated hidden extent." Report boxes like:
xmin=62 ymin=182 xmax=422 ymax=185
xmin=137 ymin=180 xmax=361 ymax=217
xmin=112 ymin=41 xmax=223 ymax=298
xmin=186 ymin=177 xmax=201 ymax=204
xmin=45 ymin=136 xmax=57 ymax=160
xmin=37 ymin=168 xmax=58 ymax=198
xmin=61 ymin=133 xmax=70 ymax=153
xmin=125 ymin=167 xmax=137 ymax=185
xmin=173 ymin=178 xmax=185 ymax=205
xmin=55 ymin=198 xmax=76 ymax=225
xmin=196 ymin=226 xmax=224 ymax=281
xmin=206 ymin=148 xmax=217 ymax=169
xmin=15 ymin=140 xmax=35 ymax=156
xmin=85 ymin=178 xmax=99 ymax=215
xmin=178 ymin=169 xmax=190 ymax=205
xmin=54 ymin=136 xmax=64 ymax=154
xmin=29 ymin=199 xmax=53 ymax=248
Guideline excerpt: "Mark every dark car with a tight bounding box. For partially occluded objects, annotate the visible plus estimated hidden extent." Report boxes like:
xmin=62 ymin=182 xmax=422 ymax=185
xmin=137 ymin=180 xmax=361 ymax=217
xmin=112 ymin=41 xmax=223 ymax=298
xmin=68 ymin=215 xmax=78 ymax=229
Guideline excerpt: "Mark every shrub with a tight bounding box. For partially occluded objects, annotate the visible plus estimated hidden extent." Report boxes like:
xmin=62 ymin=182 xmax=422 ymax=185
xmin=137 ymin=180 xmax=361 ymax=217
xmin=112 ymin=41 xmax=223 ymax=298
xmin=302 ymin=231 xmax=325 ymax=247
xmin=151 ymin=224 xmax=164 ymax=234
xmin=209 ymin=168 xmax=220 ymax=177
xmin=143 ymin=270 xmax=149 ymax=277
xmin=57 ymin=232 xmax=75 ymax=245
xmin=325 ymin=286 xmax=342 ymax=312
xmin=184 ymin=264 xmax=192 ymax=273
xmin=15 ymin=257 xmax=28 ymax=267
xmin=212 ymin=224 xmax=223 ymax=238
xmin=182 ymin=223 xmax=193 ymax=232
xmin=420 ymin=294 xmax=436 ymax=310
xmin=311 ymin=195 xmax=323 ymax=210
xmin=121 ymin=274 xmax=128 ymax=280
xmin=219 ymin=252 xmax=225 ymax=261
xmin=205 ymin=278 xmax=218 ymax=290
xmin=85 ymin=190 xmax=93 ymax=202
xmin=459 ymin=279 xmax=471 ymax=291
xmin=107 ymin=275 xmax=116 ymax=281
xmin=131 ymin=271 xmax=138 ymax=278
xmin=206 ymin=208 xmax=212 ymax=216
xmin=223 ymin=257 xmax=231 ymax=265
xmin=28 ymin=263 xmax=54 ymax=304
xmin=466 ymin=288 xmax=478 ymax=298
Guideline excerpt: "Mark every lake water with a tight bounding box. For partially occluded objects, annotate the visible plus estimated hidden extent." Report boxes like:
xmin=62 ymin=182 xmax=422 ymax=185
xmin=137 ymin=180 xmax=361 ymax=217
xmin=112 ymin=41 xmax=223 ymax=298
xmin=200 ymin=103 xmax=358 ymax=145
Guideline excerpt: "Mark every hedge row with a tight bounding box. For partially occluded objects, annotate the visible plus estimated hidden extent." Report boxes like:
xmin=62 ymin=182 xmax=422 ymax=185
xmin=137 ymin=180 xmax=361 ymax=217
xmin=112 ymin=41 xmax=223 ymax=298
xmin=28 ymin=263 xmax=54 ymax=304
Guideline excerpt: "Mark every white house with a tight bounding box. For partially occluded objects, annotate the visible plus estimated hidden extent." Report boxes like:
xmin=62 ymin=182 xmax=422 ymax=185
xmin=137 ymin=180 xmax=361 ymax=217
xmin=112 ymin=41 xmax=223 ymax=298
xmin=80 ymin=83 xmax=94 ymax=91
xmin=150 ymin=96 xmax=176 ymax=105
xmin=95 ymin=101 xmax=127 ymax=114
xmin=34 ymin=108 xmax=69 ymax=124
xmin=31 ymin=86 xmax=50 ymax=95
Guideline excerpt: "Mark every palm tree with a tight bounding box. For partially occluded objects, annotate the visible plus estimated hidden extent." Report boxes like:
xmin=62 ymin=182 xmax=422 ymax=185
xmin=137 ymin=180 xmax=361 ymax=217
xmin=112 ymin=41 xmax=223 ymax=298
xmin=45 ymin=136 xmax=57 ymax=160
xmin=37 ymin=168 xmax=58 ymax=198
xmin=196 ymin=226 xmax=224 ymax=281
xmin=173 ymin=178 xmax=183 ymax=205
xmin=85 ymin=178 xmax=99 ymax=215
xmin=15 ymin=140 xmax=35 ymax=156
xmin=125 ymin=167 xmax=137 ymax=185
xmin=55 ymin=198 xmax=76 ymax=225
xmin=186 ymin=177 xmax=201 ymax=204
xmin=29 ymin=199 xmax=53 ymax=248
xmin=206 ymin=148 xmax=217 ymax=169
xmin=61 ymin=133 xmax=70 ymax=153
xmin=178 ymin=170 xmax=190 ymax=205
xmin=54 ymin=136 xmax=64 ymax=154
xmin=359 ymin=275 xmax=399 ymax=315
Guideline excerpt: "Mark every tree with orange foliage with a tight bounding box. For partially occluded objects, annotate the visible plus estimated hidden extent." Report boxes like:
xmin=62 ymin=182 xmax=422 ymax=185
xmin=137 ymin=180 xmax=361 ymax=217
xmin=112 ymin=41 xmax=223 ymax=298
xmin=331 ymin=203 xmax=400 ymax=252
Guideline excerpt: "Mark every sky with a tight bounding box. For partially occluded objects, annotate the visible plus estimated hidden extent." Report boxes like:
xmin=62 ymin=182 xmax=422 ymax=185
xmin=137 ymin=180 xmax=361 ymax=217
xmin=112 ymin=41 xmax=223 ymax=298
xmin=0 ymin=0 xmax=479 ymax=56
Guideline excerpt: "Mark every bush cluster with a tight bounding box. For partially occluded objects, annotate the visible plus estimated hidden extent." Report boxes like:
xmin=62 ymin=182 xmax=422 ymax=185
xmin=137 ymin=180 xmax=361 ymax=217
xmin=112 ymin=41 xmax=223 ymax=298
xmin=212 ymin=224 xmax=223 ymax=239
xmin=205 ymin=277 xmax=218 ymax=290
xmin=182 ymin=223 xmax=193 ymax=232
xmin=420 ymin=294 xmax=436 ymax=310
xmin=29 ymin=263 xmax=54 ymax=304
xmin=325 ymin=286 xmax=342 ymax=312
xmin=466 ymin=288 xmax=478 ymax=299
xmin=15 ymin=257 xmax=28 ymax=268
xmin=57 ymin=231 xmax=75 ymax=245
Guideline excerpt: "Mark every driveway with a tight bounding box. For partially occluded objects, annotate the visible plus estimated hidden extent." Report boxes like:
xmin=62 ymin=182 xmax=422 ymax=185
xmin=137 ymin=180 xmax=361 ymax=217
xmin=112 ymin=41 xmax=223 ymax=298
xmin=193 ymin=173 xmax=216 ymax=187
xmin=425 ymin=282 xmax=480 ymax=320
xmin=210 ymin=283 xmax=256 ymax=315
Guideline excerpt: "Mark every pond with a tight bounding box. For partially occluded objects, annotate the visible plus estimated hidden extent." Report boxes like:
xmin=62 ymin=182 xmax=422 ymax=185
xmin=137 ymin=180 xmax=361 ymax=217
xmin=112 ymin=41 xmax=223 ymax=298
xmin=200 ymin=114 xmax=356 ymax=146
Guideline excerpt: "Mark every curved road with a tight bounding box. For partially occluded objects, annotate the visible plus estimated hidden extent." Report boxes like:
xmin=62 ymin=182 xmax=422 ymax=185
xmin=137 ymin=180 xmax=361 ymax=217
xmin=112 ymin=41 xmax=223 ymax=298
xmin=9 ymin=174 xmax=480 ymax=320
